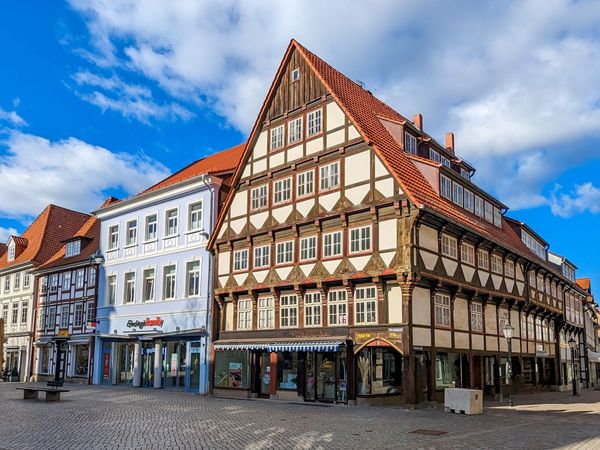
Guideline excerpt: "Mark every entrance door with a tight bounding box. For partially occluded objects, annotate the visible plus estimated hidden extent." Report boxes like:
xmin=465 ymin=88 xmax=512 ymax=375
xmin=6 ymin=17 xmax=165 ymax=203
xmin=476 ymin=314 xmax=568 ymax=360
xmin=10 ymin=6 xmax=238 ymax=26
xmin=189 ymin=350 xmax=201 ymax=392
xmin=142 ymin=348 xmax=154 ymax=387
xmin=259 ymin=352 xmax=271 ymax=397
xmin=305 ymin=352 xmax=337 ymax=402
xmin=164 ymin=341 xmax=188 ymax=389
xmin=117 ymin=343 xmax=134 ymax=384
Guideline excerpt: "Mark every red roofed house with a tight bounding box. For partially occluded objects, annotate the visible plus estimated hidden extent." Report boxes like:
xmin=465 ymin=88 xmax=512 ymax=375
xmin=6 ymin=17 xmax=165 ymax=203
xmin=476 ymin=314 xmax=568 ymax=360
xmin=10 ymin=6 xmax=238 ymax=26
xmin=0 ymin=205 xmax=90 ymax=381
xmin=207 ymin=40 xmax=588 ymax=405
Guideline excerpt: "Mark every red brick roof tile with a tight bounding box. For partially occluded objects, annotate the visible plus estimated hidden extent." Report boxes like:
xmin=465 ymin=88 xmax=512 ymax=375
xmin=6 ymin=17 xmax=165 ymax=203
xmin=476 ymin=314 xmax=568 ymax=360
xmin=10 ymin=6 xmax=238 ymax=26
xmin=38 ymin=217 xmax=100 ymax=270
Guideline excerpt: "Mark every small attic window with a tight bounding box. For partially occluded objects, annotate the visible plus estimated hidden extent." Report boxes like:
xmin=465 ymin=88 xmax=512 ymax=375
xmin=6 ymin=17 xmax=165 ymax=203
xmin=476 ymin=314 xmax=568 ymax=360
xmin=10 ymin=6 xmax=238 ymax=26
xmin=291 ymin=67 xmax=300 ymax=82
xmin=7 ymin=243 xmax=15 ymax=261
xmin=66 ymin=240 xmax=81 ymax=258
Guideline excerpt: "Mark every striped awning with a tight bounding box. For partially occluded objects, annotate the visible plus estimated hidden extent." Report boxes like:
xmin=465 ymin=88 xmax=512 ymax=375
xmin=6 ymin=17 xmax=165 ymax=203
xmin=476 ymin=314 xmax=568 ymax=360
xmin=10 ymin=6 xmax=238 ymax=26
xmin=214 ymin=340 xmax=345 ymax=352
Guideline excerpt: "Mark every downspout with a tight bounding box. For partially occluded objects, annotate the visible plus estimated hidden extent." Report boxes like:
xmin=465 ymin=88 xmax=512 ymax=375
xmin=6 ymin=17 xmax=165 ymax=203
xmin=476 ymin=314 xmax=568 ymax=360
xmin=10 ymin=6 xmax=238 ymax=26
xmin=201 ymin=174 xmax=215 ymax=395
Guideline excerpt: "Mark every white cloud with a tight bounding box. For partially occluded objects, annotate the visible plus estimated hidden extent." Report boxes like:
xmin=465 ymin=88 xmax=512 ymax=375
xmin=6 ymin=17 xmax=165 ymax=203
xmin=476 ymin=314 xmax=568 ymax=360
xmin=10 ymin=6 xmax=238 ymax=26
xmin=66 ymin=0 xmax=600 ymax=211
xmin=550 ymin=183 xmax=600 ymax=218
xmin=0 ymin=131 xmax=170 ymax=218
xmin=0 ymin=107 xmax=26 ymax=127
xmin=0 ymin=226 xmax=18 ymax=242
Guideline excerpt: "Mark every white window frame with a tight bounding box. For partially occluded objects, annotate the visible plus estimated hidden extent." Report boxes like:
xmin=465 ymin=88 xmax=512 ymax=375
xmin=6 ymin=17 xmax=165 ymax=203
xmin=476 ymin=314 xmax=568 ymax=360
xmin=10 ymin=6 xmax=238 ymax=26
xmin=233 ymin=249 xmax=249 ymax=272
xmin=354 ymin=285 xmax=377 ymax=325
xmin=491 ymin=254 xmax=503 ymax=274
xmin=257 ymin=296 xmax=274 ymax=329
xmin=404 ymin=132 xmax=417 ymax=154
xmin=186 ymin=261 xmax=201 ymax=297
xmin=251 ymin=185 xmax=268 ymax=211
xmin=464 ymin=189 xmax=474 ymax=212
xmin=300 ymin=236 xmax=317 ymax=261
xmin=124 ymin=272 xmax=136 ymax=304
xmin=328 ymin=289 xmax=348 ymax=326
xmin=323 ymin=231 xmax=343 ymax=258
xmin=60 ymin=305 xmax=69 ymax=328
xmin=13 ymin=272 xmax=20 ymax=291
xmin=75 ymin=269 xmax=85 ymax=289
xmin=288 ymin=117 xmax=303 ymax=144
xmin=460 ymin=242 xmax=475 ymax=265
xmin=441 ymin=234 xmax=458 ymax=259
xmin=477 ymin=249 xmax=489 ymax=270
xmin=296 ymin=169 xmax=314 ymax=198
xmin=142 ymin=268 xmax=155 ymax=302
xmin=304 ymin=291 xmax=322 ymax=327
xmin=307 ymin=109 xmax=322 ymax=137
xmin=126 ymin=220 xmax=137 ymax=246
xmin=74 ymin=304 xmax=84 ymax=328
xmin=493 ymin=207 xmax=502 ymax=227
xmin=163 ymin=265 xmax=177 ymax=300
xmin=108 ymin=225 xmax=119 ymax=250
xmin=484 ymin=201 xmax=493 ymax=223
xmin=107 ymin=274 xmax=117 ymax=305
xmin=434 ymin=293 xmax=451 ymax=328
xmin=276 ymin=240 xmax=294 ymax=265
xmin=280 ymin=293 xmax=298 ymax=329
xmin=440 ymin=175 xmax=452 ymax=200
xmin=65 ymin=240 xmax=81 ymax=257
xmin=253 ymin=245 xmax=270 ymax=269
xmin=165 ymin=209 xmax=178 ymax=236
xmin=237 ymin=298 xmax=253 ymax=330
xmin=188 ymin=201 xmax=203 ymax=232
xmin=319 ymin=161 xmax=340 ymax=192
xmin=20 ymin=300 xmax=28 ymax=325
xmin=271 ymin=125 xmax=284 ymax=150
xmin=145 ymin=214 xmax=158 ymax=241
xmin=429 ymin=148 xmax=441 ymax=162
xmin=452 ymin=182 xmax=463 ymax=207
xmin=474 ymin=196 xmax=484 ymax=218
xmin=62 ymin=271 xmax=71 ymax=290
xmin=349 ymin=225 xmax=372 ymax=254
xmin=273 ymin=177 xmax=292 ymax=205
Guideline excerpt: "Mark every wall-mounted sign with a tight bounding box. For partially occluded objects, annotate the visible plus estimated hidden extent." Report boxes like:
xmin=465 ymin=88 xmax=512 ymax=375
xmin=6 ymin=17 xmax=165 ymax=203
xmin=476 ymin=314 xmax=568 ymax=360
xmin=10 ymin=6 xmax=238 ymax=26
xmin=126 ymin=317 xmax=165 ymax=330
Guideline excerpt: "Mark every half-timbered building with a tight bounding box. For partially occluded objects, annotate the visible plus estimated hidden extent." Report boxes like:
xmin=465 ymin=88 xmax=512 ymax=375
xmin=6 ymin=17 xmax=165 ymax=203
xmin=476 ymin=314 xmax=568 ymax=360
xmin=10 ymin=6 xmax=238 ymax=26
xmin=208 ymin=40 xmax=588 ymax=405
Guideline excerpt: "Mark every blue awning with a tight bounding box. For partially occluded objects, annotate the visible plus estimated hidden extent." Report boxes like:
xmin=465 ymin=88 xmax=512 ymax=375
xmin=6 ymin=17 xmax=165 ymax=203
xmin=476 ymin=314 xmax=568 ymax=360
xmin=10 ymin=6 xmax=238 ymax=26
xmin=214 ymin=340 xmax=346 ymax=352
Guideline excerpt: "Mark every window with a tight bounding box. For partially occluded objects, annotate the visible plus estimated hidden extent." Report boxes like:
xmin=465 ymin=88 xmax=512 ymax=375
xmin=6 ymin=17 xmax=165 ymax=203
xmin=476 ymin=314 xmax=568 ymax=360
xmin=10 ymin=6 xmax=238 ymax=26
xmin=38 ymin=307 xmax=45 ymax=330
xmin=404 ymin=132 xmax=417 ymax=154
xmin=484 ymin=202 xmax=493 ymax=223
xmin=471 ymin=303 xmax=483 ymax=332
xmin=49 ymin=274 xmax=58 ymax=292
xmin=429 ymin=148 xmax=441 ymax=162
xmin=474 ymin=196 xmax=484 ymax=218
xmin=461 ymin=168 xmax=471 ymax=180
xmin=124 ymin=272 xmax=136 ymax=304
xmin=505 ymin=260 xmax=515 ymax=278
xmin=328 ymin=289 xmax=348 ymax=326
xmin=307 ymin=109 xmax=322 ymax=136
xmin=233 ymin=249 xmax=249 ymax=272
xmin=108 ymin=225 xmax=119 ymax=249
xmin=498 ymin=309 xmax=509 ymax=331
xmin=88 ymin=267 xmax=96 ymax=286
xmin=188 ymin=202 xmax=203 ymax=231
xmin=304 ymin=292 xmax=322 ymax=327
xmin=253 ymin=245 xmax=270 ymax=268
xmin=280 ymin=294 xmax=298 ymax=328
xmin=251 ymin=185 xmax=268 ymax=210
xmin=145 ymin=215 xmax=157 ymax=241
xmin=66 ymin=240 xmax=81 ymax=257
xmin=291 ymin=67 xmax=300 ymax=82
xmin=142 ymin=269 xmax=155 ymax=302
xmin=323 ymin=231 xmax=342 ymax=258
xmin=355 ymin=286 xmax=377 ymax=325
xmin=86 ymin=302 xmax=95 ymax=324
xmin=47 ymin=306 xmax=55 ymax=329
xmin=435 ymin=353 xmax=459 ymax=389
xmin=237 ymin=298 xmax=253 ymax=330
xmin=296 ymin=170 xmax=314 ymax=198
xmin=271 ymin=125 xmax=284 ymax=150
xmin=300 ymin=236 xmax=317 ymax=261
xmin=126 ymin=220 xmax=137 ymax=245
xmin=461 ymin=242 xmax=475 ymax=265
xmin=491 ymin=254 xmax=503 ymax=274
xmin=23 ymin=271 xmax=30 ymax=289
xmin=166 ymin=209 xmax=178 ymax=236
xmin=464 ymin=189 xmax=474 ymax=212
xmin=20 ymin=301 xmax=28 ymax=324
xmin=60 ymin=305 xmax=69 ymax=328
xmin=441 ymin=234 xmax=458 ymax=259
xmin=76 ymin=269 xmax=85 ymax=289
xmin=258 ymin=296 xmax=274 ymax=329
xmin=452 ymin=182 xmax=463 ymax=207
xmin=434 ymin=293 xmax=451 ymax=327
xmin=521 ymin=230 xmax=546 ymax=261
xmin=493 ymin=207 xmax=502 ymax=227
xmin=441 ymin=155 xmax=451 ymax=168
xmin=440 ymin=175 xmax=452 ymax=200
xmin=7 ymin=244 xmax=15 ymax=261
xmin=3 ymin=276 xmax=9 ymax=293
xmin=186 ymin=261 xmax=200 ymax=297
xmin=273 ymin=178 xmax=292 ymax=205
xmin=288 ymin=117 xmax=303 ymax=144
xmin=74 ymin=304 xmax=83 ymax=327
xmin=357 ymin=347 xmax=402 ymax=395
xmin=350 ymin=226 xmax=371 ymax=254
xmin=163 ymin=266 xmax=176 ymax=299
xmin=107 ymin=275 xmax=116 ymax=305
xmin=62 ymin=271 xmax=71 ymax=290
xmin=2 ymin=303 xmax=8 ymax=326
xmin=319 ymin=162 xmax=339 ymax=191
xmin=477 ymin=249 xmax=489 ymax=270
xmin=521 ymin=313 xmax=528 ymax=340
xmin=276 ymin=241 xmax=294 ymax=265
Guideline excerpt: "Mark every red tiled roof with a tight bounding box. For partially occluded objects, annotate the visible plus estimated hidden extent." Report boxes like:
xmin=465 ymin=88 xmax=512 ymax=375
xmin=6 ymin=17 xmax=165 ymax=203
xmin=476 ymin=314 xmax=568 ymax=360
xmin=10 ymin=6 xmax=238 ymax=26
xmin=11 ymin=236 xmax=28 ymax=246
xmin=99 ymin=196 xmax=121 ymax=208
xmin=38 ymin=217 xmax=100 ymax=270
xmin=0 ymin=204 xmax=91 ymax=271
xmin=576 ymin=278 xmax=591 ymax=291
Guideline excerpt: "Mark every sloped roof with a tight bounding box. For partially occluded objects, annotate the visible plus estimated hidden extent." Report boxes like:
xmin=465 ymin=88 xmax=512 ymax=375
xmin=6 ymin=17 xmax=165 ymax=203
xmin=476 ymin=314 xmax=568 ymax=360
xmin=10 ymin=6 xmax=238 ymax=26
xmin=577 ymin=278 xmax=591 ymax=292
xmin=0 ymin=204 xmax=91 ymax=271
xmin=99 ymin=196 xmax=121 ymax=208
xmin=37 ymin=216 xmax=100 ymax=270
xmin=11 ymin=236 xmax=28 ymax=246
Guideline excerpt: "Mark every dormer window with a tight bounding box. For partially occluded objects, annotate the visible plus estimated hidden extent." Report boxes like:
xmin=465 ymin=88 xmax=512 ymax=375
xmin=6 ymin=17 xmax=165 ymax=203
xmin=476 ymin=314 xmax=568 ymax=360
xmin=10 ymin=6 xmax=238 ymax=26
xmin=461 ymin=168 xmax=471 ymax=180
xmin=7 ymin=243 xmax=15 ymax=261
xmin=429 ymin=148 xmax=441 ymax=162
xmin=291 ymin=67 xmax=300 ymax=82
xmin=65 ymin=240 xmax=81 ymax=257
xmin=441 ymin=156 xmax=451 ymax=168
xmin=404 ymin=133 xmax=417 ymax=154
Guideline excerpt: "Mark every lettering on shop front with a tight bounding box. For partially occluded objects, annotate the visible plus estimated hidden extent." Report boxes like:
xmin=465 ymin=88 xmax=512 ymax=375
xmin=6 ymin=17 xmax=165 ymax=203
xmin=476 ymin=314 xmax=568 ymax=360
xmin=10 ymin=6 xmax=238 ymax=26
xmin=126 ymin=317 xmax=165 ymax=329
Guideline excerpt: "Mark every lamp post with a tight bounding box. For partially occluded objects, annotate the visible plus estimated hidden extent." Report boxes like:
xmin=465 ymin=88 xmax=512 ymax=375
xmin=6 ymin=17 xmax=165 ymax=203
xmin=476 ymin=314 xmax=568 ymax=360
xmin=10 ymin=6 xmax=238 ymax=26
xmin=87 ymin=251 xmax=104 ymax=385
xmin=568 ymin=337 xmax=578 ymax=396
xmin=502 ymin=322 xmax=515 ymax=407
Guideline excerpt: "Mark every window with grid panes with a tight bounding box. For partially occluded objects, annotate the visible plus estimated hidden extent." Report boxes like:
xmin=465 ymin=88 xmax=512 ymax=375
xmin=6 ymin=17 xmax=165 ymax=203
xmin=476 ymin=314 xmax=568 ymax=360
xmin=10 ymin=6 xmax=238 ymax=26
xmin=163 ymin=266 xmax=176 ymax=299
xmin=304 ymin=292 xmax=322 ymax=327
xmin=504 ymin=260 xmax=515 ymax=277
xmin=186 ymin=261 xmax=200 ymax=297
xmin=273 ymin=178 xmax=292 ymax=204
xmin=323 ymin=231 xmax=342 ymax=257
xmin=76 ymin=269 xmax=85 ymax=288
xmin=126 ymin=220 xmax=137 ymax=245
xmin=62 ymin=271 xmax=71 ymax=290
xmin=471 ymin=303 xmax=483 ymax=332
xmin=254 ymin=245 xmax=270 ymax=268
xmin=251 ymin=185 xmax=268 ymax=210
xmin=188 ymin=202 xmax=203 ymax=231
xmin=319 ymin=162 xmax=339 ymax=191
xmin=237 ymin=298 xmax=253 ymax=330
xmin=60 ymin=305 xmax=69 ymax=328
xmin=453 ymin=182 xmax=463 ymax=206
xmin=307 ymin=109 xmax=322 ymax=136
xmin=491 ymin=254 xmax=503 ymax=274
xmin=474 ymin=196 xmax=484 ymax=218
xmin=404 ymin=132 xmax=417 ymax=154
xmin=350 ymin=226 xmax=371 ymax=254
xmin=460 ymin=242 xmax=475 ymax=265
xmin=280 ymin=294 xmax=298 ymax=328
xmin=288 ymin=117 xmax=302 ymax=144
xmin=166 ymin=209 xmax=178 ymax=236
xmin=440 ymin=175 xmax=452 ymax=200
xmin=328 ymin=289 xmax=348 ymax=326
xmin=233 ymin=249 xmax=248 ymax=271
xmin=441 ymin=234 xmax=457 ymax=258
xmin=258 ymin=297 xmax=274 ymax=329
xmin=477 ymin=249 xmax=489 ymax=270
xmin=271 ymin=125 xmax=284 ymax=150
xmin=20 ymin=301 xmax=28 ymax=324
xmin=355 ymin=286 xmax=377 ymax=324
xmin=300 ymin=236 xmax=316 ymax=261
xmin=296 ymin=170 xmax=314 ymax=197
xmin=276 ymin=241 xmax=294 ymax=265
xmin=464 ymin=189 xmax=474 ymax=212
xmin=434 ymin=293 xmax=451 ymax=327
xmin=145 ymin=215 xmax=157 ymax=240
xmin=74 ymin=304 xmax=83 ymax=327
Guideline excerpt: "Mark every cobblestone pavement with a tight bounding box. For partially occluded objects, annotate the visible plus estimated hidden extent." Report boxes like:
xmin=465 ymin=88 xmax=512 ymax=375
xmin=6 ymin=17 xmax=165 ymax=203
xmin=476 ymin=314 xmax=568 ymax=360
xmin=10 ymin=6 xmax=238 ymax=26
xmin=1 ymin=383 xmax=599 ymax=450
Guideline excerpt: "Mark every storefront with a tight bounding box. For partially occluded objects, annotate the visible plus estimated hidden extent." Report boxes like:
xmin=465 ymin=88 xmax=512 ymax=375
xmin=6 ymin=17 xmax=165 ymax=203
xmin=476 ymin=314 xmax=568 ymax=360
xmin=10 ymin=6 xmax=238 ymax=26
xmin=33 ymin=335 xmax=93 ymax=384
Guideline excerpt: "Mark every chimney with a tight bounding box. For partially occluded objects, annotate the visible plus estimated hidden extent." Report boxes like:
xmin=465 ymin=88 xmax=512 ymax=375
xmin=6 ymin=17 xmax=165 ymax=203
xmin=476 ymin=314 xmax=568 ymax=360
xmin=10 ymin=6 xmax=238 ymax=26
xmin=445 ymin=132 xmax=455 ymax=154
xmin=413 ymin=113 xmax=423 ymax=131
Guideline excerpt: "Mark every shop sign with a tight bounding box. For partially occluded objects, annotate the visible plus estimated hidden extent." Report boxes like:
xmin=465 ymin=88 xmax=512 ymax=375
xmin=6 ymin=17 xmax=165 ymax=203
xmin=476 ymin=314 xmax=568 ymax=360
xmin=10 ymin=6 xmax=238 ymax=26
xmin=126 ymin=317 xmax=165 ymax=330
xmin=354 ymin=330 xmax=402 ymax=344
xmin=57 ymin=330 xmax=69 ymax=338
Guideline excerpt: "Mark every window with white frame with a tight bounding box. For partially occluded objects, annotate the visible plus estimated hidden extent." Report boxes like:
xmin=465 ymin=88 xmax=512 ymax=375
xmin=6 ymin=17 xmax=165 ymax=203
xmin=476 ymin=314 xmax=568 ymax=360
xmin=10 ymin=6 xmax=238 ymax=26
xmin=76 ymin=269 xmax=85 ymax=289
xmin=429 ymin=148 xmax=441 ymax=162
xmin=474 ymin=196 xmax=484 ymax=218
xmin=60 ymin=305 xmax=69 ymax=328
xmin=434 ymin=293 xmax=451 ymax=327
xmin=142 ymin=269 xmax=155 ymax=302
xmin=66 ymin=240 xmax=81 ymax=257
xmin=328 ymin=289 xmax=348 ymax=326
xmin=108 ymin=225 xmax=119 ymax=249
xmin=477 ymin=249 xmax=489 ymax=270
xmin=296 ymin=170 xmax=314 ymax=198
xmin=62 ymin=271 xmax=71 ymax=290
xmin=145 ymin=215 xmax=157 ymax=241
xmin=186 ymin=261 xmax=200 ymax=297
xmin=491 ymin=254 xmax=503 ymax=274
xmin=107 ymin=275 xmax=116 ymax=305
xmin=461 ymin=168 xmax=471 ymax=180
xmin=3 ymin=276 xmax=9 ymax=293
xmin=2 ymin=303 xmax=8 ymax=327
xmin=251 ymin=185 xmax=268 ymax=210
xmin=471 ymin=302 xmax=483 ymax=332
xmin=441 ymin=234 xmax=458 ymax=259
xmin=355 ymin=286 xmax=377 ymax=325
xmin=258 ymin=296 xmax=274 ymax=329
xmin=38 ymin=307 xmax=45 ymax=330
xmin=323 ymin=231 xmax=342 ymax=258
xmin=350 ymin=226 xmax=371 ymax=254
xmin=493 ymin=207 xmax=502 ymax=227
xmin=460 ymin=242 xmax=475 ymax=265
xmin=23 ymin=271 xmax=30 ymax=289
xmin=452 ymin=182 xmax=463 ymax=206
xmin=47 ymin=306 xmax=55 ymax=329
xmin=13 ymin=272 xmax=20 ymax=291
xmin=521 ymin=313 xmax=528 ymax=340
xmin=20 ymin=300 xmax=28 ymax=324
xmin=88 ymin=267 xmax=96 ymax=286
xmin=166 ymin=209 xmax=178 ymax=236
xmin=304 ymin=292 xmax=322 ymax=327
xmin=288 ymin=117 xmax=303 ymax=144
xmin=163 ymin=265 xmax=176 ymax=299
xmin=464 ymin=189 xmax=474 ymax=212
xmin=291 ymin=67 xmax=300 ymax=82
xmin=7 ymin=244 xmax=15 ymax=261
xmin=124 ymin=272 xmax=135 ymax=304
xmin=86 ymin=302 xmax=95 ymax=324
xmin=300 ymin=236 xmax=317 ymax=261
xmin=237 ymin=298 xmax=253 ymax=330
xmin=126 ymin=220 xmax=137 ymax=245
xmin=188 ymin=202 xmax=203 ymax=231
xmin=49 ymin=274 xmax=58 ymax=292
xmin=276 ymin=241 xmax=294 ymax=265
xmin=484 ymin=201 xmax=493 ymax=223
xmin=280 ymin=294 xmax=298 ymax=328
xmin=441 ymin=155 xmax=451 ymax=168
xmin=307 ymin=109 xmax=322 ymax=136
xmin=404 ymin=132 xmax=417 ymax=154
xmin=11 ymin=303 xmax=18 ymax=325
xmin=254 ymin=245 xmax=270 ymax=268
xmin=74 ymin=304 xmax=83 ymax=327
xmin=271 ymin=125 xmax=284 ymax=150
xmin=273 ymin=178 xmax=292 ymax=204
xmin=440 ymin=175 xmax=452 ymax=200
xmin=319 ymin=162 xmax=339 ymax=191
xmin=233 ymin=249 xmax=249 ymax=272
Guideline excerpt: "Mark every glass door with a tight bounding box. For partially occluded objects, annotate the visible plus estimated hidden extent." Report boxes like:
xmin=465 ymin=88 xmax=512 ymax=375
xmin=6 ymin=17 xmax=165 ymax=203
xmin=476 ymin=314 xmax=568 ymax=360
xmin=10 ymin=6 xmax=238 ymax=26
xmin=164 ymin=341 xmax=188 ymax=389
xmin=316 ymin=352 xmax=336 ymax=402
xmin=305 ymin=352 xmax=316 ymax=401
xmin=259 ymin=352 xmax=271 ymax=396
xmin=117 ymin=343 xmax=134 ymax=384
xmin=142 ymin=347 xmax=154 ymax=387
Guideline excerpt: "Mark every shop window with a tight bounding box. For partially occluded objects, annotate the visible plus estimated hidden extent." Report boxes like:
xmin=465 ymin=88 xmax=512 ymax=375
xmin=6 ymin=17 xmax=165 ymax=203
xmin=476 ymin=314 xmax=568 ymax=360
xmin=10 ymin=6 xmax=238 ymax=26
xmin=40 ymin=346 xmax=51 ymax=374
xmin=435 ymin=352 xmax=460 ymax=389
xmin=357 ymin=347 xmax=402 ymax=395
xmin=73 ymin=344 xmax=89 ymax=377
xmin=214 ymin=351 xmax=249 ymax=388
xmin=277 ymin=352 xmax=298 ymax=390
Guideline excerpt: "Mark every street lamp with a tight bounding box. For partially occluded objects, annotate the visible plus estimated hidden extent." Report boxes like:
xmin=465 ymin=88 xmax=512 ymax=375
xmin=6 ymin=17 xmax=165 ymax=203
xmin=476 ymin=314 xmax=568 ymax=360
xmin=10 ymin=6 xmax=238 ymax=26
xmin=502 ymin=322 xmax=515 ymax=407
xmin=568 ymin=337 xmax=578 ymax=396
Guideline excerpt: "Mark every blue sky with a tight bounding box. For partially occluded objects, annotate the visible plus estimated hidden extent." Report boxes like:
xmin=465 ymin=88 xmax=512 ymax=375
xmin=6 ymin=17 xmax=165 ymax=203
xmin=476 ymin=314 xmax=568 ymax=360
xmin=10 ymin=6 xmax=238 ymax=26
xmin=0 ymin=1 xmax=599 ymax=290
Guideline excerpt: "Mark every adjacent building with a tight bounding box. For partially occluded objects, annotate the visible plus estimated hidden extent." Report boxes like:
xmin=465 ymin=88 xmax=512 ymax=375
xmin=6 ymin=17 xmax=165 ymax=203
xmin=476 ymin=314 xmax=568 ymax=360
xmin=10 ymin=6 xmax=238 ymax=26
xmin=0 ymin=205 xmax=90 ymax=381
xmin=92 ymin=144 xmax=243 ymax=394
xmin=208 ymin=40 xmax=589 ymax=405
xmin=577 ymin=277 xmax=599 ymax=387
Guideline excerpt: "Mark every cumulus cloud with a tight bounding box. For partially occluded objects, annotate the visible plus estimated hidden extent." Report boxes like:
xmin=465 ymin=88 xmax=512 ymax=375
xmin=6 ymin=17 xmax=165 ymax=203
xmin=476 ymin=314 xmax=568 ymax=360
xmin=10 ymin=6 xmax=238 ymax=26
xmin=0 ymin=131 xmax=170 ymax=218
xmin=0 ymin=107 xmax=26 ymax=127
xmin=0 ymin=226 xmax=18 ymax=242
xmin=550 ymin=183 xmax=600 ymax=218
xmin=66 ymin=0 xmax=600 ymax=211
